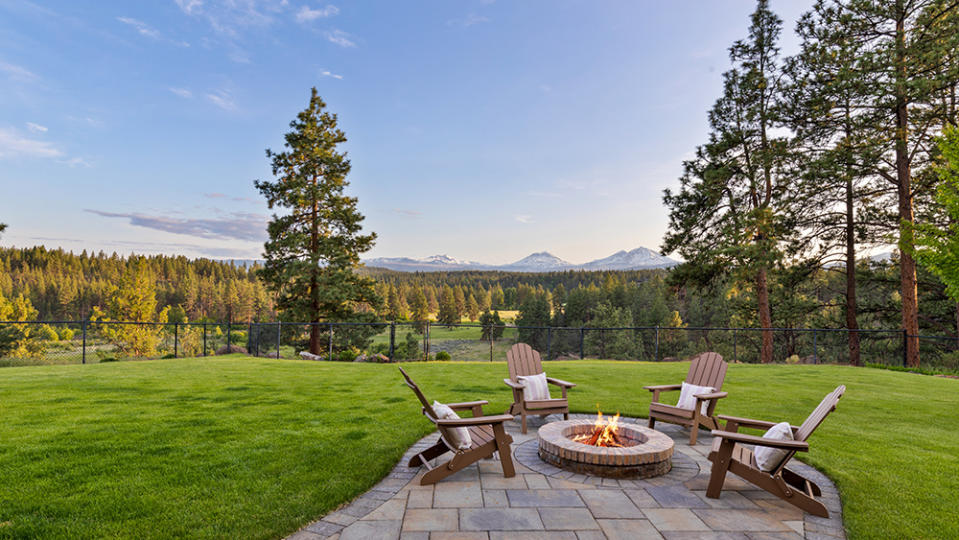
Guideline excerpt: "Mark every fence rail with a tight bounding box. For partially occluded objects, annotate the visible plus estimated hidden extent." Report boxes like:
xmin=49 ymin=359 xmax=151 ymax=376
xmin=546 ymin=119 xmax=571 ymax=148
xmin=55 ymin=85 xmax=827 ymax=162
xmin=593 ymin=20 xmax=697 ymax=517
xmin=3 ymin=319 xmax=958 ymax=370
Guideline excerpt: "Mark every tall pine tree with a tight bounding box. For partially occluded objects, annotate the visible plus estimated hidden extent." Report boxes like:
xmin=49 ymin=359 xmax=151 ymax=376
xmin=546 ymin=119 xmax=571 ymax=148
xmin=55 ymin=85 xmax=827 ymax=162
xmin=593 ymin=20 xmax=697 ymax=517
xmin=662 ymin=0 xmax=793 ymax=363
xmin=255 ymin=88 xmax=379 ymax=354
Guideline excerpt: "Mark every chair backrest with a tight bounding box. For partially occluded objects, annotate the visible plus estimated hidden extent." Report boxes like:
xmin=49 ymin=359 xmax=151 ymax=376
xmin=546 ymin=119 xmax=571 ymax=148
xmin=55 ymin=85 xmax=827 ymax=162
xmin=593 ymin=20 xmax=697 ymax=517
xmin=398 ymin=367 xmax=438 ymax=421
xmin=686 ymin=352 xmax=727 ymax=390
xmin=794 ymin=385 xmax=846 ymax=442
xmin=507 ymin=343 xmax=544 ymax=381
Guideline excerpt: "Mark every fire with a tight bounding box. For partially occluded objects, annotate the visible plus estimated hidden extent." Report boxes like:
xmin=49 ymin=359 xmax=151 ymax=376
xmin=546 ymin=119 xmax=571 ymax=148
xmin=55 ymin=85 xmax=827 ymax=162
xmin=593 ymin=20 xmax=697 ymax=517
xmin=571 ymin=410 xmax=625 ymax=447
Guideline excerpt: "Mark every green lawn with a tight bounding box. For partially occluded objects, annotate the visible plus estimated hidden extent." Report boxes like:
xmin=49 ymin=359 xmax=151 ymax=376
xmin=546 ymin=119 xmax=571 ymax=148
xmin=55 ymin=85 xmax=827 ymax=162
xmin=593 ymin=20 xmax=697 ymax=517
xmin=0 ymin=358 xmax=956 ymax=539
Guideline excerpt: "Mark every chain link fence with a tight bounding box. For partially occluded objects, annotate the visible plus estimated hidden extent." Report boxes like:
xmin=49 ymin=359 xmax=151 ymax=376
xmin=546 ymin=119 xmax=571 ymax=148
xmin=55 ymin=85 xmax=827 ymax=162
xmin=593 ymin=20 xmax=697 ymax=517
xmin=3 ymin=320 xmax=958 ymax=370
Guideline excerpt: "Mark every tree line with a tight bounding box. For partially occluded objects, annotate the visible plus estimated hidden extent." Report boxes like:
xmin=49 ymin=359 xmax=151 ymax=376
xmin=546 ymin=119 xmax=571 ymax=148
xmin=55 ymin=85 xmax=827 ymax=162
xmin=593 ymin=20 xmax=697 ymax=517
xmin=662 ymin=0 xmax=959 ymax=366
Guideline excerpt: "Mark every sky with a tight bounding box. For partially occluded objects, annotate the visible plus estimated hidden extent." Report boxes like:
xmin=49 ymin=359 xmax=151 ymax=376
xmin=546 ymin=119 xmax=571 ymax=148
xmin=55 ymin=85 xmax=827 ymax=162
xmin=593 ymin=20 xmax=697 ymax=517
xmin=0 ymin=0 xmax=813 ymax=264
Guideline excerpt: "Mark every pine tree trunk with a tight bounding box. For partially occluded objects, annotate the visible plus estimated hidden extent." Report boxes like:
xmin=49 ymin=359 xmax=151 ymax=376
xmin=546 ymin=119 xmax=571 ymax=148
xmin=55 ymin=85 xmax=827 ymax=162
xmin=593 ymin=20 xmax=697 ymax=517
xmin=844 ymin=127 xmax=861 ymax=366
xmin=895 ymin=14 xmax=921 ymax=368
xmin=756 ymin=266 xmax=773 ymax=363
xmin=309 ymin=175 xmax=322 ymax=355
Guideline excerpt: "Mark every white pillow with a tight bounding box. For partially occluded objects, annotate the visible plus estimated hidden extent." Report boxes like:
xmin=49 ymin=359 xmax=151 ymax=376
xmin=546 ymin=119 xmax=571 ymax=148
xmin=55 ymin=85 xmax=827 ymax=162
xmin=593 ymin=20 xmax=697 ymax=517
xmin=754 ymin=421 xmax=794 ymax=472
xmin=517 ymin=372 xmax=551 ymax=400
xmin=432 ymin=401 xmax=472 ymax=451
xmin=676 ymin=382 xmax=714 ymax=416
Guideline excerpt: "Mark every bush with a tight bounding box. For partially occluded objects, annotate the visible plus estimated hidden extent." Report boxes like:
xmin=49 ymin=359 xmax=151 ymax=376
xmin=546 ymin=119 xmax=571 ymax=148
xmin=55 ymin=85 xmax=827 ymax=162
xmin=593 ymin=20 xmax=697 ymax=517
xmin=336 ymin=348 xmax=359 ymax=362
xmin=216 ymin=344 xmax=248 ymax=355
xmin=435 ymin=351 xmax=451 ymax=361
xmin=37 ymin=325 xmax=59 ymax=342
xmin=59 ymin=327 xmax=75 ymax=341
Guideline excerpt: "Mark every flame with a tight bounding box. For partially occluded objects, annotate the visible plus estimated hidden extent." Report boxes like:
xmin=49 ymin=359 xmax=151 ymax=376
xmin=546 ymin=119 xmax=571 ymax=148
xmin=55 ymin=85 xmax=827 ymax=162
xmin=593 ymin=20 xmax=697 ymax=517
xmin=571 ymin=410 xmax=623 ymax=447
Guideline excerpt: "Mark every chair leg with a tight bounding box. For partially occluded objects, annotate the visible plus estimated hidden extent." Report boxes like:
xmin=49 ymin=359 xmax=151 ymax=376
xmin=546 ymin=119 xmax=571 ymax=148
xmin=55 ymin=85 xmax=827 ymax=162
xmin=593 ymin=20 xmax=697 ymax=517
xmin=563 ymin=411 xmax=569 ymax=420
xmin=706 ymin=440 xmax=734 ymax=499
xmin=493 ymin=423 xmax=515 ymax=478
xmin=689 ymin=423 xmax=699 ymax=446
xmin=521 ymin=411 xmax=528 ymax=434
xmin=648 ymin=416 xmax=656 ymax=429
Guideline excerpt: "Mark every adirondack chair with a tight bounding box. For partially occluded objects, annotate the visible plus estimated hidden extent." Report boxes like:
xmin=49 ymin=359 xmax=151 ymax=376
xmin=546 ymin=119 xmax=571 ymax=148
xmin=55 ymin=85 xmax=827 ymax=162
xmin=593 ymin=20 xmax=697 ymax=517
xmin=644 ymin=352 xmax=728 ymax=445
xmin=706 ymin=385 xmax=846 ymax=518
xmin=503 ymin=343 xmax=576 ymax=434
xmin=399 ymin=367 xmax=516 ymax=485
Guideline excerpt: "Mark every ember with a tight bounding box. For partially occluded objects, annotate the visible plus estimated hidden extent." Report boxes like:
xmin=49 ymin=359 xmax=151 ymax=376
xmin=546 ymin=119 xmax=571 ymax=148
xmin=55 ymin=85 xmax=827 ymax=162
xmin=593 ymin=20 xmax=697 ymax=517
xmin=570 ymin=411 xmax=629 ymax=447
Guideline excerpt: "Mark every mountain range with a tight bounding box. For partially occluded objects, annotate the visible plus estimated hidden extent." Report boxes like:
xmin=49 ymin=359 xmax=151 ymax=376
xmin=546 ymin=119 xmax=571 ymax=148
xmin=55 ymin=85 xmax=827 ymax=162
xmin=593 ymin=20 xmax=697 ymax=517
xmin=364 ymin=247 xmax=679 ymax=273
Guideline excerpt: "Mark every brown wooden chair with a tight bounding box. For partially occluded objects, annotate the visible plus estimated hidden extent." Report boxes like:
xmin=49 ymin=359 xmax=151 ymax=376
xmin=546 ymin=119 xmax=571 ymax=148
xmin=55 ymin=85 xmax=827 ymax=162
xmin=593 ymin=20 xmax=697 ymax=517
xmin=503 ymin=343 xmax=576 ymax=434
xmin=706 ymin=385 xmax=846 ymax=517
xmin=643 ymin=352 xmax=728 ymax=445
xmin=399 ymin=367 xmax=515 ymax=485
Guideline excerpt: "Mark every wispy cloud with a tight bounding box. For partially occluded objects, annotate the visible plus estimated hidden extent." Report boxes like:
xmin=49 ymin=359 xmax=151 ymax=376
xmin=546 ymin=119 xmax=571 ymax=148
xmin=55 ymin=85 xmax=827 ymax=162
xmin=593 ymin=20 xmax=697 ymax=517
xmin=174 ymin=0 xmax=281 ymax=38
xmin=393 ymin=208 xmax=421 ymax=218
xmin=0 ymin=61 xmax=38 ymax=81
xmin=67 ymin=115 xmax=104 ymax=128
xmin=296 ymin=4 xmax=338 ymax=22
xmin=514 ymin=214 xmax=533 ymax=224
xmin=117 ymin=16 xmax=161 ymax=39
xmin=447 ymin=13 xmax=490 ymax=28
xmin=320 ymin=70 xmax=343 ymax=80
xmin=174 ymin=0 xmax=203 ymax=16
xmin=205 ymin=89 xmax=236 ymax=111
xmin=204 ymin=192 xmax=257 ymax=203
xmin=25 ymin=122 xmax=48 ymax=133
xmin=325 ymin=29 xmax=356 ymax=47
xmin=0 ymin=127 xmax=62 ymax=159
xmin=61 ymin=156 xmax=92 ymax=168
xmin=169 ymin=87 xmax=193 ymax=98
xmin=85 ymin=209 xmax=267 ymax=241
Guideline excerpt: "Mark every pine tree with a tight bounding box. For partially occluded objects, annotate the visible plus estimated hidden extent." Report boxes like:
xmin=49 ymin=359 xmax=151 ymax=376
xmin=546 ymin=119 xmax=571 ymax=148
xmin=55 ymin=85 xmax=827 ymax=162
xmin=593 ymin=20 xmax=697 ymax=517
xmin=255 ymin=88 xmax=379 ymax=354
xmin=662 ymin=0 xmax=792 ymax=363
xmin=410 ymin=288 xmax=430 ymax=333
xmin=437 ymin=285 xmax=459 ymax=328
xmin=90 ymin=261 xmax=168 ymax=357
xmin=466 ymin=293 xmax=479 ymax=322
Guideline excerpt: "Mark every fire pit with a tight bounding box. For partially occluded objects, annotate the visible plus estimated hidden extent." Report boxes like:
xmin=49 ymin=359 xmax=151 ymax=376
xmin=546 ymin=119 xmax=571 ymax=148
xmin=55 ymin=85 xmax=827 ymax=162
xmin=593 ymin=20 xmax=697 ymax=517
xmin=537 ymin=412 xmax=673 ymax=478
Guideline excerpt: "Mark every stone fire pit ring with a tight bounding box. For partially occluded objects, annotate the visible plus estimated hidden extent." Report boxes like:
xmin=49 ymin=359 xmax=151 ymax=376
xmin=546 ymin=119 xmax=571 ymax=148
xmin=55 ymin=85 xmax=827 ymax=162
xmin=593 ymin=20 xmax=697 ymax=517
xmin=538 ymin=419 xmax=674 ymax=478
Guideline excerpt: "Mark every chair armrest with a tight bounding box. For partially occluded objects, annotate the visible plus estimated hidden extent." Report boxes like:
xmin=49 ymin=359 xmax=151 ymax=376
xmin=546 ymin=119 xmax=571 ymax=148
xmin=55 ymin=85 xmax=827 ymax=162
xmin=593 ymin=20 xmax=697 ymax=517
xmin=716 ymin=415 xmax=779 ymax=430
xmin=693 ymin=391 xmax=727 ymax=400
xmin=643 ymin=384 xmax=682 ymax=392
xmin=546 ymin=377 xmax=576 ymax=388
xmin=435 ymin=414 xmax=514 ymax=427
xmin=447 ymin=400 xmax=488 ymax=416
xmin=710 ymin=430 xmax=809 ymax=451
xmin=503 ymin=379 xmax=524 ymax=390
xmin=447 ymin=400 xmax=488 ymax=410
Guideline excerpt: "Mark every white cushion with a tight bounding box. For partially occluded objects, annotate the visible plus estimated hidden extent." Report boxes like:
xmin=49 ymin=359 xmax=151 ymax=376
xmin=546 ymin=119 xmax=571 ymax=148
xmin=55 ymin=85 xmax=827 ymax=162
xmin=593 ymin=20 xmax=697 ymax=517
xmin=754 ymin=422 xmax=794 ymax=472
xmin=432 ymin=401 xmax=472 ymax=451
xmin=517 ymin=372 xmax=551 ymax=400
xmin=676 ymin=382 xmax=714 ymax=416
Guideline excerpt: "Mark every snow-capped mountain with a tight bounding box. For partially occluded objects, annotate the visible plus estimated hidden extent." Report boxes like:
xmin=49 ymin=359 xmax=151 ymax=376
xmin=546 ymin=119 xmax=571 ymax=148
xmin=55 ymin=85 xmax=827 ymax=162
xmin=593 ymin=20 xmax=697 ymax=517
xmin=364 ymin=247 xmax=678 ymax=272
xmin=363 ymin=254 xmax=485 ymax=272
xmin=577 ymin=247 xmax=677 ymax=271
xmin=503 ymin=252 xmax=573 ymax=272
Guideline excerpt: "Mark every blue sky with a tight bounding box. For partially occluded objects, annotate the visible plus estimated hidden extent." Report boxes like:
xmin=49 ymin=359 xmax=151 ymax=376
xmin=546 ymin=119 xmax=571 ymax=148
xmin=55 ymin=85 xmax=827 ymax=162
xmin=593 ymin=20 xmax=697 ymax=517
xmin=0 ymin=0 xmax=811 ymax=263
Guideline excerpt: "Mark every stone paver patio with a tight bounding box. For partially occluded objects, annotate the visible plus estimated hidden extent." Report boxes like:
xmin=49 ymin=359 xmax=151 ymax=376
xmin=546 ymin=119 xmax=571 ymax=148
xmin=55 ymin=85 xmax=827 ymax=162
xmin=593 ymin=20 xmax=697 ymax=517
xmin=289 ymin=415 xmax=845 ymax=540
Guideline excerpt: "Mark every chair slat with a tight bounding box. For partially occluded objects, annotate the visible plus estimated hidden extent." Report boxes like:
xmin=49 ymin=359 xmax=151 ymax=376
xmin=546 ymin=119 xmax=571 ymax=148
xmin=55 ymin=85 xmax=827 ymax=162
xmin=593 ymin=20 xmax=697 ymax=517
xmin=795 ymin=386 xmax=845 ymax=442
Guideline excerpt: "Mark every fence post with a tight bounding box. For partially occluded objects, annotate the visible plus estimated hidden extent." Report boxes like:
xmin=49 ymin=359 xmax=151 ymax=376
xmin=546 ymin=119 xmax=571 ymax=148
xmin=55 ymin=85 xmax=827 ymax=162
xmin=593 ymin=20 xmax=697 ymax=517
xmin=174 ymin=323 xmax=178 ymax=358
xmin=655 ymin=325 xmax=660 ymax=362
xmin=247 ymin=322 xmax=253 ymax=352
xmin=203 ymin=323 xmax=207 ymax=356
xmin=813 ymin=329 xmax=818 ymax=364
xmin=425 ymin=321 xmax=431 ymax=361
xmin=389 ymin=321 xmax=396 ymax=361
xmin=547 ymin=327 xmax=552 ymax=360
xmin=81 ymin=320 xmax=87 ymax=364
xmin=329 ymin=323 xmax=334 ymax=360
xmin=227 ymin=319 xmax=232 ymax=352
xmin=733 ymin=329 xmax=738 ymax=363
xmin=580 ymin=328 xmax=585 ymax=359
xmin=902 ymin=329 xmax=908 ymax=367
xmin=276 ymin=321 xmax=282 ymax=359
xmin=489 ymin=326 xmax=494 ymax=362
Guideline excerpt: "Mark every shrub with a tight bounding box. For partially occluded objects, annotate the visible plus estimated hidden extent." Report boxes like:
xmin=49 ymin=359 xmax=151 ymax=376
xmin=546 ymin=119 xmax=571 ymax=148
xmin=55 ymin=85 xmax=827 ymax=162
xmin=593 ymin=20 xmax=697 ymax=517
xmin=216 ymin=344 xmax=248 ymax=355
xmin=336 ymin=348 xmax=359 ymax=362
xmin=59 ymin=327 xmax=75 ymax=341
xmin=785 ymin=354 xmax=801 ymax=365
xmin=37 ymin=325 xmax=59 ymax=342
xmin=435 ymin=351 xmax=451 ymax=361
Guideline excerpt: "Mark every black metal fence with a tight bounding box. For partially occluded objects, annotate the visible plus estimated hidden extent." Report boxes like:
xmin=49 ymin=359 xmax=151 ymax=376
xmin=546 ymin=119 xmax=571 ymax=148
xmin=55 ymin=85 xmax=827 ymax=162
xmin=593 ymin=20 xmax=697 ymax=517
xmin=2 ymin=320 xmax=958 ymax=370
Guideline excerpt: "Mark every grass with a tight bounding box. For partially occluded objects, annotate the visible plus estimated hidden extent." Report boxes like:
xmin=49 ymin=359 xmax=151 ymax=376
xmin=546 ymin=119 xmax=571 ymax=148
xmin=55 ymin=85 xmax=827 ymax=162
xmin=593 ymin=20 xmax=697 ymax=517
xmin=0 ymin=358 xmax=956 ymax=539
